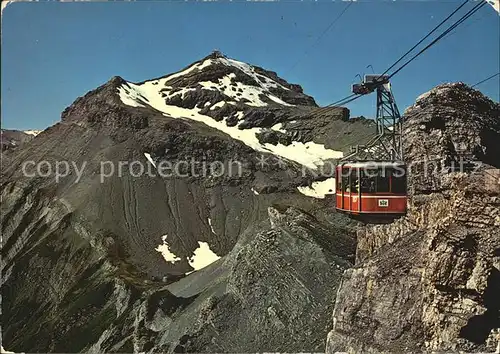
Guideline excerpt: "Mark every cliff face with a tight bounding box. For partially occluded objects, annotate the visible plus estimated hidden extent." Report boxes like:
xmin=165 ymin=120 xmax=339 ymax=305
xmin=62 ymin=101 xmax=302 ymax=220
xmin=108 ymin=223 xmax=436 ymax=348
xmin=405 ymin=83 xmax=500 ymax=192
xmin=327 ymin=83 xmax=500 ymax=353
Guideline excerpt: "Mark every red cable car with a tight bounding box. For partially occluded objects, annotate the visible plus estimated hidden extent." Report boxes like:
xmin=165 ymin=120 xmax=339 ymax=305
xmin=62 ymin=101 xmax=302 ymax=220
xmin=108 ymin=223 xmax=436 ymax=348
xmin=335 ymin=161 xmax=407 ymax=220
xmin=332 ymin=75 xmax=407 ymax=223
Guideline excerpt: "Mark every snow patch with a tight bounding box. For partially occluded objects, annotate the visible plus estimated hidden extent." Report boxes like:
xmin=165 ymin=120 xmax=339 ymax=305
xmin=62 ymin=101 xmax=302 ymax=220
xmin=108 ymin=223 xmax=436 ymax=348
xmin=118 ymin=85 xmax=146 ymax=107
xmin=23 ymin=130 xmax=42 ymax=136
xmin=267 ymin=95 xmax=291 ymax=106
xmin=1 ymin=346 xmax=17 ymax=354
xmin=210 ymin=101 xmax=226 ymax=110
xmin=199 ymin=70 xmax=293 ymax=107
xmin=251 ymin=187 xmax=259 ymax=195
xmin=264 ymin=141 xmax=342 ymax=169
xmin=188 ymin=241 xmax=220 ymax=271
xmin=144 ymin=153 xmax=156 ymax=168
xmin=155 ymin=235 xmax=181 ymax=263
xmin=162 ymin=59 xmax=213 ymax=83
xmin=163 ymin=87 xmax=196 ymax=99
xmin=208 ymin=218 xmax=216 ymax=234
xmin=219 ymin=57 xmax=291 ymax=92
xmin=200 ymin=73 xmax=277 ymax=107
xmin=271 ymin=123 xmax=286 ymax=133
xmin=297 ymin=178 xmax=336 ymax=199
xmin=234 ymin=111 xmax=245 ymax=120
xmin=118 ymin=59 xmax=214 ymax=107
xmin=119 ymin=56 xmax=295 ymax=111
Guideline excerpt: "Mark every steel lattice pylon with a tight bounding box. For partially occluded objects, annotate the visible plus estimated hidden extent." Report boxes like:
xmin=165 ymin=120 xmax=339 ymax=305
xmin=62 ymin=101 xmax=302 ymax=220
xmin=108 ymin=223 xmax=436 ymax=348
xmin=342 ymin=75 xmax=404 ymax=162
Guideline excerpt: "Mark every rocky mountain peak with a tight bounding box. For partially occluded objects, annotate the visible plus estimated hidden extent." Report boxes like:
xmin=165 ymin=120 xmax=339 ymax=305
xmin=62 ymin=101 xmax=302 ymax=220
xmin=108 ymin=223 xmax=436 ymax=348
xmin=58 ymin=54 xmax=375 ymax=173
xmin=119 ymin=54 xmax=317 ymax=113
xmin=204 ymin=50 xmax=226 ymax=60
xmin=59 ymin=54 xmax=351 ymax=152
xmin=403 ymin=82 xmax=500 ymax=193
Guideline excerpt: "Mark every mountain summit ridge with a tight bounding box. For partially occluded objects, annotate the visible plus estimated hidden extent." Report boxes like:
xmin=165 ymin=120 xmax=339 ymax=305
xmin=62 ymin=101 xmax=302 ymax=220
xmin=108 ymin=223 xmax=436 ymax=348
xmin=60 ymin=54 xmax=378 ymax=170
xmin=119 ymin=52 xmax=318 ymax=110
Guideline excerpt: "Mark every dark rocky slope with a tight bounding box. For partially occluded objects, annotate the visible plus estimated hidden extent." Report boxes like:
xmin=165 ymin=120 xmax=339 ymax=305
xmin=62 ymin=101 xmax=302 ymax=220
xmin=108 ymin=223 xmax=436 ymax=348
xmin=1 ymin=130 xmax=41 ymax=166
xmin=326 ymin=83 xmax=500 ymax=353
xmin=1 ymin=129 xmax=33 ymax=148
xmin=1 ymin=53 xmax=362 ymax=352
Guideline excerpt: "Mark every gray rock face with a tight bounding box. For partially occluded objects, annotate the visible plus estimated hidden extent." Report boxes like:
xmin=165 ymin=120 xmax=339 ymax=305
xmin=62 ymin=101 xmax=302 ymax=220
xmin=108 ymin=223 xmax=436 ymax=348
xmin=1 ymin=129 xmax=39 ymax=166
xmin=326 ymin=83 xmax=500 ymax=353
xmin=1 ymin=54 xmax=362 ymax=353
xmin=1 ymin=129 xmax=35 ymax=148
xmin=404 ymin=83 xmax=500 ymax=193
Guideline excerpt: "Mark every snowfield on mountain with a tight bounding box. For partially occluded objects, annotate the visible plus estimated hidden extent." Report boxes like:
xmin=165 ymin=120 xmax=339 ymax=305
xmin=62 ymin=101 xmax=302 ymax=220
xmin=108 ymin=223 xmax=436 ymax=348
xmin=117 ymin=56 xmax=343 ymax=169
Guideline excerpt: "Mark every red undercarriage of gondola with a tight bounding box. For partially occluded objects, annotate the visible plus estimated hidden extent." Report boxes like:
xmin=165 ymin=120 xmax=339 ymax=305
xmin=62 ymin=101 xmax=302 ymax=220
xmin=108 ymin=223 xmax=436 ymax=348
xmin=335 ymin=192 xmax=407 ymax=215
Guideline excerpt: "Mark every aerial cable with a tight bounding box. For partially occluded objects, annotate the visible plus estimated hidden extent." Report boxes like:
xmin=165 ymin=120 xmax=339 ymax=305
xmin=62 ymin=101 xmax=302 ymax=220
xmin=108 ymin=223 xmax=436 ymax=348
xmin=314 ymin=1 xmax=484 ymax=116
xmin=388 ymin=0 xmax=487 ymax=79
xmin=308 ymin=1 xmax=353 ymax=51
xmin=471 ymin=72 xmax=500 ymax=87
xmin=308 ymin=94 xmax=357 ymax=115
xmin=377 ymin=0 xmax=471 ymax=80
xmin=308 ymin=93 xmax=362 ymax=116
xmin=333 ymin=93 xmax=364 ymax=107
xmin=445 ymin=13 xmax=484 ymax=39
xmin=329 ymin=93 xmax=360 ymax=107
xmin=434 ymin=0 xmax=488 ymax=41
xmin=312 ymin=0 xmax=486 ymax=118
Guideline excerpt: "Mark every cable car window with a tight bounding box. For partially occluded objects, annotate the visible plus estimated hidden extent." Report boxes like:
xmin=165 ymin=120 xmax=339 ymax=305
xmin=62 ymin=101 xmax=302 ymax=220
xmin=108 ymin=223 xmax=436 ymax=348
xmin=361 ymin=168 xmax=377 ymax=193
xmin=342 ymin=168 xmax=350 ymax=192
xmin=336 ymin=169 xmax=342 ymax=191
xmin=391 ymin=167 xmax=407 ymax=194
xmin=350 ymin=168 xmax=360 ymax=193
xmin=376 ymin=168 xmax=390 ymax=193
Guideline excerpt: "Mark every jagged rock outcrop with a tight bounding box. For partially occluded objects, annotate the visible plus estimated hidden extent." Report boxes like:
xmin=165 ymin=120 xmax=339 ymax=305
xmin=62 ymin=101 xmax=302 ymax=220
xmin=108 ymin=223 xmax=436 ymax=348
xmin=405 ymin=83 xmax=500 ymax=192
xmin=326 ymin=83 xmax=500 ymax=353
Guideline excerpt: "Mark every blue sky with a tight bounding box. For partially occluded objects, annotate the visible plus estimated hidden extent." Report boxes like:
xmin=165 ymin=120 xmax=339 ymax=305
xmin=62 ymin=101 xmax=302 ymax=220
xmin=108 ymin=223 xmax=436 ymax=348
xmin=1 ymin=0 xmax=499 ymax=130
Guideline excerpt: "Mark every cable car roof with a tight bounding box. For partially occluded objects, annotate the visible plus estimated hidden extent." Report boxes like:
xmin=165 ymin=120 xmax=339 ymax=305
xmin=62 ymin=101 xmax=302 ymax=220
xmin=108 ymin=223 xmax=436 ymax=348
xmin=339 ymin=161 xmax=406 ymax=168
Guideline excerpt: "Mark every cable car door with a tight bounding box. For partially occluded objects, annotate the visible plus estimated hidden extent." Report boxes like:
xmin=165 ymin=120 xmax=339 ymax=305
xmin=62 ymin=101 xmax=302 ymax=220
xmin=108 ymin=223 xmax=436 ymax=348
xmin=350 ymin=168 xmax=360 ymax=213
